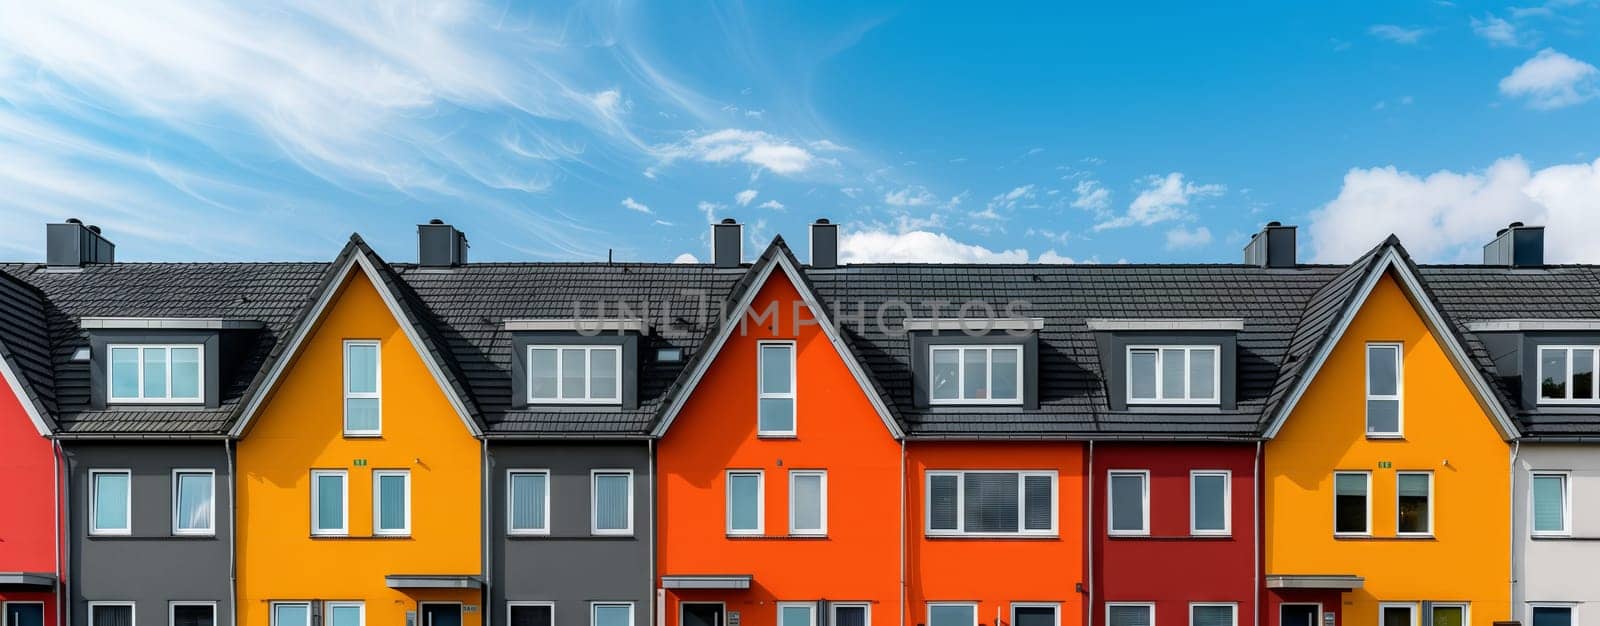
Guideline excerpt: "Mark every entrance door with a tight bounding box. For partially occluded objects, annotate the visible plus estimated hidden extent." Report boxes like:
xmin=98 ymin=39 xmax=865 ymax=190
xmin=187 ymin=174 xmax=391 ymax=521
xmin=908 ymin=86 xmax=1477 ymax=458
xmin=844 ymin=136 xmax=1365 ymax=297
xmin=1282 ymin=605 xmax=1319 ymax=626
xmin=422 ymin=604 xmax=462 ymax=626
xmin=4 ymin=604 xmax=45 ymax=626
xmin=683 ymin=603 xmax=724 ymax=626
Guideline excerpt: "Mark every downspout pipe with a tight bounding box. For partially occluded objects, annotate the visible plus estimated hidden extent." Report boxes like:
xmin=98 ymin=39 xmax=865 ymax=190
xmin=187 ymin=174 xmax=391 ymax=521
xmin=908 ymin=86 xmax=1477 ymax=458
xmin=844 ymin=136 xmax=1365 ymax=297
xmin=227 ymin=438 xmax=237 ymax=626
xmin=1085 ymin=440 xmax=1094 ymax=626
xmin=1253 ymin=441 xmax=1262 ymax=626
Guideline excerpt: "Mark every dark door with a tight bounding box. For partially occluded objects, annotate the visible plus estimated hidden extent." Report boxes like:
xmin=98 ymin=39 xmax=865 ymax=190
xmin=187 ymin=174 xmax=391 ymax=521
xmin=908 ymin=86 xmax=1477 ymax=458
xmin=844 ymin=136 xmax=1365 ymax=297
xmin=6 ymin=604 xmax=45 ymax=626
xmin=1282 ymin=606 xmax=1319 ymax=626
xmin=683 ymin=604 xmax=723 ymax=626
xmin=422 ymin=604 xmax=462 ymax=626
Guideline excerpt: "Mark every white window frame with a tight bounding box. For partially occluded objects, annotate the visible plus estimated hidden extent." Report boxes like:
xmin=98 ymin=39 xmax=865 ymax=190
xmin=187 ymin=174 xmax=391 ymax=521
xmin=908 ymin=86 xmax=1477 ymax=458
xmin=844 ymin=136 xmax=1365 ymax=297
xmin=1537 ymin=345 xmax=1600 ymax=404
xmin=788 ymin=470 xmax=828 ymax=536
xmin=831 ymin=604 xmax=871 ymax=626
xmin=310 ymin=469 xmax=349 ymax=536
xmin=757 ymin=341 xmax=798 ymax=436
xmin=1366 ymin=342 xmax=1404 ymax=437
xmin=269 ymin=602 xmax=311 ymax=626
xmin=1126 ymin=345 xmax=1221 ymax=404
xmin=343 ymin=340 xmax=382 ymax=436
xmin=1379 ymin=604 xmax=1419 ymax=626
xmin=1529 ymin=605 xmax=1578 ymax=626
xmin=170 ymin=469 xmax=216 ymax=536
xmin=1530 ymin=471 xmax=1572 ymax=537
xmin=590 ymin=603 xmax=634 ymax=626
xmin=324 ymin=603 xmax=364 ymax=626
xmin=927 ymin=603 xmax=979 ymax=626
xmin=1395 ymin=471 xmax=1434 ymax=537
xmin=106 ymin=344 xmax=205 ymax=404
xmin=1105 ymin=603 xmax=1155 ymax=626
xmin=1429 ymin=604 xmax=1469 ymax=626
xmin=1189 ymin=470 xmax=1232 ymax=536
xmin=1190 ymin=603 xmax=1239 ymax=626
xmin=928 ymin=344 xmax=1025 ymax=406
xmin=372 ymin=470 xmax=411 ymax=537
xmin=89 ymin=469 xmax=132 ymax=536
xmin=527 ymin=345 xmax=623 ymax=405
xmin=726 ymin=470 xmax=765 ymax=536
xmin=169 ymin=602 xmax=217 ymax=626
xmin=89 ymin=603 xmax=137 ymax=626
xmin=924 ymin=470 xmax=1058 ymax=537
xmin=1107 ymin=469 xmax=1151 ymax=537
xmin=590 ymin=469 xmax=634 ymax=536
xmin=507 ymin=469 xmax=552 ymax=536
xmin=777 ymin=604 xmax=818 ymax=626
xmin=1333 ymin=471 xmax=1372 ymax=537
xmin=1011 ymin=603 xmax=1061 ymax=626
xmin=508 ymin=602 xmax=556 ymax=626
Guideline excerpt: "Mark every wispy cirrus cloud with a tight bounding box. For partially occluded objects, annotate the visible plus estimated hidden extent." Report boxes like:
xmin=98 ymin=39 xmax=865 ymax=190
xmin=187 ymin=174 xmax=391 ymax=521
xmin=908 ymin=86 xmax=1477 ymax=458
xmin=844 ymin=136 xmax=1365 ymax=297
xmin=1368 ymin=24 xmax=1429 ymax=45
xmin=1094 ymin=173 xmax=1224 ymax=231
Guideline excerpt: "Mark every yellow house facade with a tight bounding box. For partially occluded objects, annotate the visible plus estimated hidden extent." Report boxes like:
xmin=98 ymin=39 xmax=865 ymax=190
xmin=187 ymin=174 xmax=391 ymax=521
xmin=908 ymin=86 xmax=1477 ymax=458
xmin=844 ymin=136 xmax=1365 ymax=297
xmin=1264 ymin=251 xmax=1515 ymax=626
xmin=235 ymin=244 xmax=484 ymax=626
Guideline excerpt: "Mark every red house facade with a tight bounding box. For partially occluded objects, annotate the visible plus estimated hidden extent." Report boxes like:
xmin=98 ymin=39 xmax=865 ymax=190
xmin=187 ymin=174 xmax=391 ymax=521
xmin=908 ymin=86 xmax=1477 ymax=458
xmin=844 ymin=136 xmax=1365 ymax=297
xmin=0 ymin=272 xmax=61 ymax=626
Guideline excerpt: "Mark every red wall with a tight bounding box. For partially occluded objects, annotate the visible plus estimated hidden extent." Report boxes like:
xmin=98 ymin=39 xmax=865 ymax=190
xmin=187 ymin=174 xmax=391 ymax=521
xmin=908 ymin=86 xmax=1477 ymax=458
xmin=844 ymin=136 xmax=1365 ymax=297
xmin=1092 ymin=443 xmax=1257 ymax=626
xmin=0 ymin=378 xmax=60 ymax=625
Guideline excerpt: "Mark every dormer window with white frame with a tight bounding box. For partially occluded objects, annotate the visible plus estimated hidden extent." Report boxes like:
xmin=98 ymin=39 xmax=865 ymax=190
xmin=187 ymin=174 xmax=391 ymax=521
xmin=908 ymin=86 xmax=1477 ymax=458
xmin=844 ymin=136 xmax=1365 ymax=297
xmin=1126 ymin=345 xmax=1219 ymax=405
xmin=1538 ymin=345 xmax=1598 ymax=404
xmin=929 ymin=345 xmax=1023 ymax=405
xmin=528 ymin=345 xmax=622 ymax=405
xmin=108 ymin=344 xmax=203 ymax=403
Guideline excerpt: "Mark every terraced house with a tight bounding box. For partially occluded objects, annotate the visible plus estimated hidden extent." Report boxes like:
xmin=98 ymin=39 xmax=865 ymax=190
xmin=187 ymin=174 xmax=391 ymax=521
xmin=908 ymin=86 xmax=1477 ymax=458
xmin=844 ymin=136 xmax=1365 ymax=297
xmin=5 ymin=217 xmax=1600 ymax=626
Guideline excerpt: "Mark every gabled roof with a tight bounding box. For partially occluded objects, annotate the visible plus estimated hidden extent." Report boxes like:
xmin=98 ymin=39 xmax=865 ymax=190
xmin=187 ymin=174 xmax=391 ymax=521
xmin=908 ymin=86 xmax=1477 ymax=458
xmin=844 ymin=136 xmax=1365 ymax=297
xmin=1260 ymin=236 xmax=1519 ymax=440
xmin=0 ymin=270 xmax=56 ymax=435
xmin=230 ymin=235 xmax=481 ymax=438
xmin=651 ymin=237 xmax=905 ymax=439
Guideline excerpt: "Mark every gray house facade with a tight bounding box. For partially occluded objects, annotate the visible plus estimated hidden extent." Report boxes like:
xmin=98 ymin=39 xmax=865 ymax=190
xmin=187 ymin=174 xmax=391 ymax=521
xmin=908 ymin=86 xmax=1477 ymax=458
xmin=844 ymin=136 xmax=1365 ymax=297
xmin=1513 ymin=446 xmax=1600 ymax=626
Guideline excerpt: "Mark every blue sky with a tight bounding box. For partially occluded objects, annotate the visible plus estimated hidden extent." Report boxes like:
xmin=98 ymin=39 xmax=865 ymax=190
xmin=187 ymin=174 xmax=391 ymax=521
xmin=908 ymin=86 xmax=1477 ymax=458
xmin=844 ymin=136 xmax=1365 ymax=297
xmin=1 ymin=1 xmax=1597 ymax=265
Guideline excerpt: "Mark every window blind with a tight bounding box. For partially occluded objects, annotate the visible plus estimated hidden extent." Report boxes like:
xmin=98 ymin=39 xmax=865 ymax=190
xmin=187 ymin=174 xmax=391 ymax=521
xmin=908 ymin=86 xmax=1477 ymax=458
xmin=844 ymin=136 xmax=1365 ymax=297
xmin=929 ymin=475 xmax=959 ymax=530
xmin=1107 ymin=606 xmax=1150 ymax=626
xmin=1024 ymin=475 xmax=1052 ymax=530
xmin=1532 ymin=475 xmax=1565 ymax=532
xmin=511 ymin=473 xmax=547 ymax=531
xmin=594 ymin=473 xmax=630 ymax=530
xmin=963 ymin=473 xmax=1019 ymax=532
xmin=1193 ymin=606 xmax=1233 ymax=626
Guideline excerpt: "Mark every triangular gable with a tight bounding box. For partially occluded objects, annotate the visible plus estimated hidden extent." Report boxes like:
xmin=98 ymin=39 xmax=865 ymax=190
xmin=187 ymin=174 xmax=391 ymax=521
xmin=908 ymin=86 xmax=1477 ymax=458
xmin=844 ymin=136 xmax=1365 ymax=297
xmin=0 ymin=271 xmax=55 ymax=436
xmin=651 ymin=236 xmax=904 ymax=439
xmin=230 ymin=234 xmax=481 ymax=438
xmin=1262 ymin=238 xmax=1518 ymax=440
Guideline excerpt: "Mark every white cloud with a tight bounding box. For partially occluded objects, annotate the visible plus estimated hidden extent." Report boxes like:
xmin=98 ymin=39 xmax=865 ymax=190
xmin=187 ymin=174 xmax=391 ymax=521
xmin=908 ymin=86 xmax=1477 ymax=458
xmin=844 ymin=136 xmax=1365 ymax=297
xmin=809 ymin=139 xmax=848 ymax=152
xmin=1095 ymin=173 xmax=1224 ymax=230
xmin=1499 ymin=49 xmax=1599 ymax=110
xmin=656 ymin=129 xmax=818 ymax=175
xmin=1471 ymin=14 xmax=1523 ymax=47
xmin=1036 ymin=250 xmax=1076 ymax=264
xmin=673 ymin=252 xmax=699 ymax=263
xmin=758 ymin=200 xmax=785 ymax=210
xmin=885 ymin=186 xmax=937 ymax=207
xmin=1071 ymin=179 xmax=1111 ymax=212
xmin=1368 ymin=24 xmax=1429 ymax=44
xmin=697 ymin=201 xmax=724 ymax=224
xmin=654 ymin=219 xmax=674 ymax=226
xmin=1307 ymin=156 xmax=1600 ymax=263
xmin=979 ymin=185 xmax=1035 ymax=219
xmin=735 ymin=189 xmax=759 ymax=206
xmin=621 ymin=197 xmax=652 ymax=214
xmin=1164 ymin=226 xmax=1213 ymax=250
xmin=839 ymin=229 xmax=1029 ymax=263
xmin=592 ymin=89 xmax=626 ymax=117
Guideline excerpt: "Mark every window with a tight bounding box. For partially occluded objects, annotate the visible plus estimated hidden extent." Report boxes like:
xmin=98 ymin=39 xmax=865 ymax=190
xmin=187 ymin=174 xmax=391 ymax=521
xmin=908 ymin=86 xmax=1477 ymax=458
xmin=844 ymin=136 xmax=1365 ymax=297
xmin=271 ymin=603 xmax=310 ymax=626
xmin=779 ymin=604 xmax=816 ymax=626
xmin=1334 ymin=471 xmax=1371 ymax=535
xmin=344 ymin=341 xmax=381 ymax=435
xmin=170 ymin=603 xmax=215 ymax=626
xmin=591 ymin=470 xmax=633 ymax=535
xmin=727 ymin=471 xmax=764 ymax=535
xmin=108 ymin=344 xmax=202 ymax=403
xmin=1396 ymin=472 xmax=1432 ymax=536
xmin=832 ymin=605 xmax=870 ymax=626
xmin=1012 ymin=604 xmax=1059 ymax=626
xmin=90 ymin=603 xmax=135 ymax=626
xmin=529 ymin=345 xmax=622 ymax=404
xmin=926 ymin=470 xmax=1056 ymax=536
xmin=1531 ymin=606 xmax=1574 ymax=626
xmin=509 ymin=604 xmax=555 ymax=626
xmin=1532 ymin=472 xmax=1570 ymax=536
xmin=373 ymin=470 xmax=410 ymax=536
xmin=90 ymin=470 xmax=131 ymax=536
xmin=1430 ymin=605 xmax=1467 ymax=626
xmin=758 ymin=342 xmax=796 ymax=435
xmin=1539 ymin=346 xmax=1599 ymax=403
xmin=1191 ymin=604 xmax=1237 ymax=626
xmin=1380 ymin=604 xmax=1417 ymax=626
xmin=1190 ymin=470 xmax=1230 ymax=536
xmin=788 ymin=470 xmax=827 ymax=535
xmin=929 ymin=345 xmax=1023 ymax=405
xmin=928 ymin=604 xmax=977 ymax=626
xmin=325 ymin=604 xmax=363 ymax=626
xmin=1366 ymin=343 xmax=1403 ymax=436
xmin=172 ymin=470 xmax=215 ymax=535
xmin=311 ymin=470 xmax=348 ymax=536
xmin=1108 ymin=470 xmax=1150 ymax=536
xmin=1106 ymin=604 xmax=1154 ymax=626
xmin=1127 ymin=345 xmax=1219 ymax=404
xmin=592 ymin=604 xmax=633 ymax=626
xmin=508 ymin=470 xmax=550 ymax=535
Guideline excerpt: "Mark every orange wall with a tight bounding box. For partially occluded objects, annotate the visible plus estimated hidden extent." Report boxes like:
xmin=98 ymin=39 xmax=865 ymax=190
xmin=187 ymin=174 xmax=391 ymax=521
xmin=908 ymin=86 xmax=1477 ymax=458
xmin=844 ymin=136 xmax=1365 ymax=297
xmin=237 ymin=270 xmax=483 ymax=626
xmin=658 ymin=270 xmax=903 ymax=626
xmin=907 ymin=442 xmax=1087 ymax=626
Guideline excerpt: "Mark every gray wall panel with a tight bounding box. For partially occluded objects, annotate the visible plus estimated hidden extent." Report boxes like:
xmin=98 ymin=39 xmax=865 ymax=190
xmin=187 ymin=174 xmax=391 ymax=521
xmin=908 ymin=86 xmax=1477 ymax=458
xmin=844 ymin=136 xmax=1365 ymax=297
xmin=1514 ymin=444 xmax=1600 ymax=624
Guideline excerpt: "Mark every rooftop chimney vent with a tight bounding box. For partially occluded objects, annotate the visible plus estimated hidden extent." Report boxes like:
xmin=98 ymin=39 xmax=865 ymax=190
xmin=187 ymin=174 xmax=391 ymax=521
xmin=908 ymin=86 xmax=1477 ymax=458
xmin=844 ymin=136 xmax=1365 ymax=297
xmin=713 ymin=218 xmax=742 ymax=268
xmin=418 ymin=219 xmax=469 ymax=268
xmin=810 ymin=218 xmax=838 ymax=269
xmin=47 ymin=219 xmax=115 ymax=267
xmin=1243 ymin=221 xmax=1296 ymax=268
xmin=1483 ymin=222 xmax=1544 ymax=267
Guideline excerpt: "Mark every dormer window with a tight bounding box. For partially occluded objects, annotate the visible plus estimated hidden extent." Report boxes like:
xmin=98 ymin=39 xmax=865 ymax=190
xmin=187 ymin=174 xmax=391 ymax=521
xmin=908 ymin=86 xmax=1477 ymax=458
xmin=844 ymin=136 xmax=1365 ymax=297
xmin=1126 ymin=345 xmax=1218 ymax=405
xmin=1538 ymin=345 xmax=1598 ymax=404
xmin=108 ymin=344 xmax=203 ymax=403
xmin=929 ymin=345 xmax=1023 ymax=405
xmin=528 ymin=345 xmax=622 ymax=404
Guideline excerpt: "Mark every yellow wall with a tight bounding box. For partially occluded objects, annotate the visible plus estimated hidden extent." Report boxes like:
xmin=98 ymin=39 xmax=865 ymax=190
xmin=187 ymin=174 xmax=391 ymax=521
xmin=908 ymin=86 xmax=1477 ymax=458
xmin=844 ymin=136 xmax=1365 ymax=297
xmin=238 ymin=269 xmax=482 ymax=626
xmin=1266 ymin=272 xmax=1509 ymax=625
